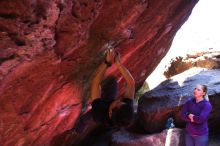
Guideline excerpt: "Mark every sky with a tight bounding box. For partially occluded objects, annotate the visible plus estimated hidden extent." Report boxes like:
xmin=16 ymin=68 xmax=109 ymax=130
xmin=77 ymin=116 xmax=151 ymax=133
xmin=146 ymin=0 xmax=220 ymax=89
xmin=170 ymin=0 xmax=220 ymax=56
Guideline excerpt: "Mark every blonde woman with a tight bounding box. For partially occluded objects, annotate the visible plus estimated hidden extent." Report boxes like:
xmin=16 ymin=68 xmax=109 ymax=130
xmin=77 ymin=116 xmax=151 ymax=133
xmin=181 ymin=84 xmax=212 ymax=146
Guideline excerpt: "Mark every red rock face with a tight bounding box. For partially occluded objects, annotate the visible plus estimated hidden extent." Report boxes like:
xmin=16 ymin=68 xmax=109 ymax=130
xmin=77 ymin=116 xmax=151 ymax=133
xmin=0 ymin=0 xmax=198 ymax=145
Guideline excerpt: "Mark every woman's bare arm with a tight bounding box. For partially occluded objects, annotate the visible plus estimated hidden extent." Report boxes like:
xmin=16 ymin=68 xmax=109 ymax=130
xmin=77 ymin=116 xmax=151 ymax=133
xmin=115 ymin=53 xmax=135 ymax=99
xmin=90 ymin=49 xmax=115 ymax=101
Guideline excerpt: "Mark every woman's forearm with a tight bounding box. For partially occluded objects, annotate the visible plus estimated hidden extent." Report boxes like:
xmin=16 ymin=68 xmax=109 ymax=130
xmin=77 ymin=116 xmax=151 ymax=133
xmin=116 ymin=62 xmax=134 ymax=84
xmin=91 ymin=62 xmax=108 ymax=100
xmin=116 ymin=62 xmax=135 ymax=98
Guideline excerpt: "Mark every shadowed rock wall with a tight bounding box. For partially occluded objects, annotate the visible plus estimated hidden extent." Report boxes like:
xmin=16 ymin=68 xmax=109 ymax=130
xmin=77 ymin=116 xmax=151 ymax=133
xmin=0 ymin=0 xmax=198 ymax=145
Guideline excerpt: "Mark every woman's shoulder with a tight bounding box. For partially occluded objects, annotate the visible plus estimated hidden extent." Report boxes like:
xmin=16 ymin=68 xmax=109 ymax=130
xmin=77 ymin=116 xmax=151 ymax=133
xmin=203 ymin=99 xmax=212 ymax=108
xmin=121 ymin=97 xmax=133 ymax=104
xmin=92 ymin=97 xmax=113 ymax=105
xmin=185 ymin=97 xmax=194 ymax=104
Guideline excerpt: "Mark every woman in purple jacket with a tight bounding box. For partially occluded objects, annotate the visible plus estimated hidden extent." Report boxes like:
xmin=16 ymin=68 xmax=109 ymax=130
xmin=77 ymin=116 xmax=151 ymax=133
xmin=181 ymin=84 xmax=212 ymax=146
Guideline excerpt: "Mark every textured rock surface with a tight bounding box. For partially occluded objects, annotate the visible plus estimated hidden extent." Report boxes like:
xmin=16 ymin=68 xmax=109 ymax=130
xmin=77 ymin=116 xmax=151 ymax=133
xmin=164 ymin=50 xmax=220 ymax=78
xmin=138 ymin=67 xmax=220 ymax=134
xmin=0 ymin=0 xmax=198 ymax=145
xmin=111 ymin=128 xmax=184 ymax=146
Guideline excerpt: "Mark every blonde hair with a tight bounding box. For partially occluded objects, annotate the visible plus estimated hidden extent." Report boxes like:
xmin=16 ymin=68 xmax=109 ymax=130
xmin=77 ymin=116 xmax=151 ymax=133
xmin=204 ymin=94 xmax=209 ymax=101
xmin=201 ymin=85 xmax=209 ymax=101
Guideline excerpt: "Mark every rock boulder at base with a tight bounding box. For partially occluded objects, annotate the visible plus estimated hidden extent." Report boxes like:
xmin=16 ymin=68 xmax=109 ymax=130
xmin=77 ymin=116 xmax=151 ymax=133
xmin=111 ymin=128 xmax=184 ymax=146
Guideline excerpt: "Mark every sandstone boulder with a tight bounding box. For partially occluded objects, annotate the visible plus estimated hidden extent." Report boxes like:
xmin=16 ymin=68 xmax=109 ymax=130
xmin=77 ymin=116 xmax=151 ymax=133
xmin=164 ymin=50 xmax=220 ymax=78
